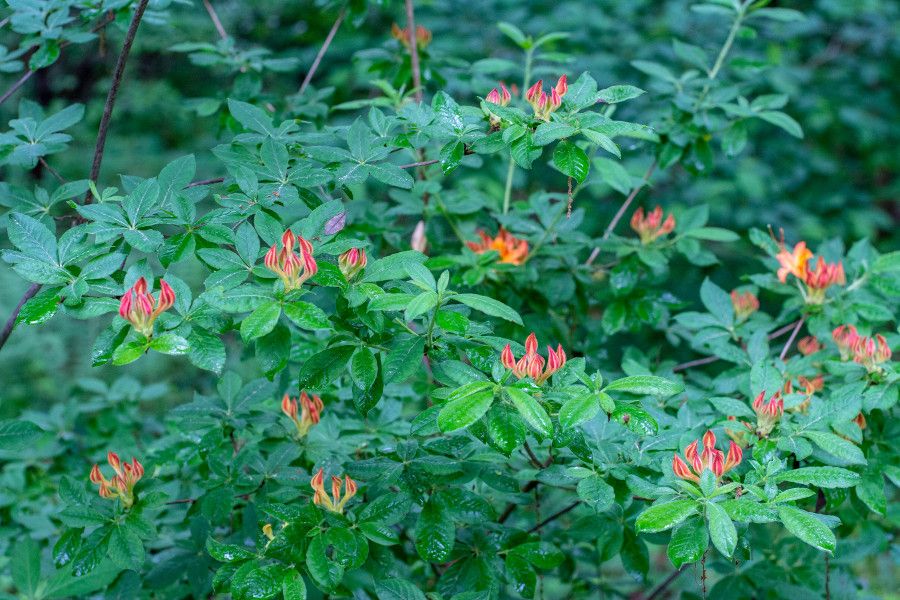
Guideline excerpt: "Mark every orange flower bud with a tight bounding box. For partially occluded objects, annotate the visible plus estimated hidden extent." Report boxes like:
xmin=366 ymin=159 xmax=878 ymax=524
xmin=630 ymin=206 xmax=676 ymax=244
xmin=411 ymin=220 xmax=428 ymax=253
xmin=118 ymin=277 xmax=175 ymax=338
xmin=500 ymin=333 xmax=568 ymax=385
xmin=339 ymin=248 xmax=367 ymax=280
xmin=797 ymin=335 xmax=822 ymax=355
xmin=674 ymin=431 xmax=740 ymax=485
xmin=730 ymin=290 xmax=759 ymax=322
xmin=265 ymin=230 xmax=317 ymax=291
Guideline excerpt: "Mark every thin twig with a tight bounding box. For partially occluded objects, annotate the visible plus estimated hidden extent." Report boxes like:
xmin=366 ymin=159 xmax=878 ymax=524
xmin=398 ymin=158 xmax=439 ymax=169
xmin=523 ymin=442 xmax=543 ymax=470
xmin=0 ymin=12 xmax=116 ymax=107
xmin=498 ymin=479 xmax=539 ymax=524
xmin=0 ymin=70 xmax=34 ymax=106
xmin=779 ymin=316 xmax=805 ymax=361
xmin=526 ymin=501 xmax=579 ymax=533
xmin=644 ymin=566 xmax=687 ymax=600
xmin=0 ymin=284 xmax=41 ymax=351
xmin=298 ymin=5 xmax=346 ymax=96
xmin=404 ymin=0 xmax=422 ymax=102
xmin=39 ymin=157 xmax=66 ymax=183
xmin=586 ymin=160 xmax=656 ymax=265
xmin=85 ymin=0 xmax=151 ymax=194
xmin=202 ymin=0 xmax=228 ymax=40
xmin=671 ymin=319 xmax=802 ymax=372
xmin=186 ymin=177 xmax=225 ymax=188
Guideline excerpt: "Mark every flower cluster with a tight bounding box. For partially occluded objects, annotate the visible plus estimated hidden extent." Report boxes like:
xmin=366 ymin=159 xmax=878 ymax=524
xmin=391 ymin=23 xmax=432 ymax=49
xmin=525 ymin=75 xmax=567 ymax=120
xmin=501 ymin=332 xmax=566 ymax=385
xmin=118 ymin=277 xmax=175 ymax=338
xmin=775 ymin=239 xmax=845 ymax=304
xmin=281 ymin=391 xmax=323 ymax=437
xmin=672 ymin=430 xmax=742 ymax=483
xmin=484 ymin=82 xmax=511 ymax=127
xmin=310 ymin=468 xmax=357 ymax=514
xmin=752 ymin=390 xmax=784 ymax=437
xmin=466 ymin=227 xmax=528 ymax=265
xmin=730 ymin=290 xmax=759 ymax=322
xmin=89 ymin=452 xmax=144 ymax=508
xmin=833 ymin=325 xmax=892 ymax=372
xmin=264 ymin=229 xmax=317 ymax=291
xmin=630 ymin=206 xmax=675 ymax=244
xmin=339 ymin=247 xmax=367 ymax=281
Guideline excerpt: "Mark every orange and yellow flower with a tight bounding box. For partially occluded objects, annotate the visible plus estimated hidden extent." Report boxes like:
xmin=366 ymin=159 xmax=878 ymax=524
xmin=631 ymin=206 xmax=675 ymax=244
xmin=797 ymin=335 xmax=822 ymax=355
xmin=310 ymin=468 xmax=357 ymax=514
xmin=485 ymin=83 xmax=512 ymax=127
xmin=851 ymin=333 xmax=892 ymax=373
xmin=118 ymin=277 xmax=175 ymax=338
xmin=775 ymin=238 xmax=845 ymax=304
xmin=500 ymin=332 xmax=566 ymax=385
xmin=672 ymin=430 xmax=742 ymax=483
xmin=752 ymin=390 xmax=784 ymax=437
xmin=264 ymin=229 xmax=317 ymax=291
xmin=281 ymin=391 xmax=324 ymax=437
xmin=466 ymin=227 xmax=528 ymax=265
xmin=89 ymin=451 xmax=144 ymax=508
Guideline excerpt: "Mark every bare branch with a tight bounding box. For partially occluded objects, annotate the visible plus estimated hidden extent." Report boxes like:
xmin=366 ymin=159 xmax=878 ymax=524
xmin=779 ymin=315 xmax=806 ymax=361
xmin=671 ymin=319 xmax=803 ymax=372
xmin=643 ymin=566 xmax=687 ymax=600
xmin=0 ymin=284 xmax=41 ymax=351
xmin=86 ymin=0 xmax=152 ymax=192
xmin=202 ymin=0 xmax=228 ymax=41
xmin=526 ymin=501 xmax=580 ymax=533
xmin=586 ymin=160 xmax=656 ymax=265
xmin=298 ymin=5 xmax=347 ymax=96
xmin=404 ymin=0 xmax=423 ymax=102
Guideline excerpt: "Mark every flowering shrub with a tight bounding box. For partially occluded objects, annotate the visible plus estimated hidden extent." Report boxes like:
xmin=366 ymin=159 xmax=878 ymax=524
xmin=0 ymin=1 xmax=897 ymax=599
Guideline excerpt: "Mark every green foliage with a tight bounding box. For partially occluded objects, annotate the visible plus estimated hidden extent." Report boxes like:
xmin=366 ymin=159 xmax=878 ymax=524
xmin=0 ymin=0 xmax=898 ymax=598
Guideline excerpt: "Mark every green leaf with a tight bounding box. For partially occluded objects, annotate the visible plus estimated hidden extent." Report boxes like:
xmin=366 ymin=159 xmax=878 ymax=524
xmin=149 ymin=333 xmax=189 ymax=355
xmin=437 ymin=382 xmax=495 ymax=433
xmin=415 ymin=498 xmax=455 ymax=562
xmin=282 ymin=570 xmax=307 ymax=600
xmin=553 ymin=140 xmax=590 ymax=183
xmin=112 ymin=340 xmax=148 ymax=365
xmin=361 ymin=251 xmax=427 ymax=283
xmin=533 ymin=122 xmax=575 ymax=146
xmin=206 ymin=538 xmax=256 ymax=563
xmin=774 ymin=466 xmax=860 ymax=489
xmin=558 ymin=393 xmax=601 ymax=430
xmin=11 ymin=538 xmax=41 ymax=595
xmin=188 ymin=328 xmax=226 ymax=374
xmin=777 ymin=506 xmax=836 ymax=553
xmin=375 ymin=578 xmax=427 ymax=600
xmin=283 ymin=301 xmax=330 ymax=330
xmin=108 ymin=525 xmax=144 ymax=570
xmin=8 ymin=212 xmax=57 ymax=263
xmin=757 ymin=111 xmax=803 ymax=138
xmin=856 ymin=471 xmax=886 ymax=516
xmin=370 ymin=162 xmax=415 ymax=189
xmin=576 ymin=475 xmax=615 ymax=512
xmin=16 ymin=288 xmax=60 ymax=325
xmin=505 ymin=387 xmax=553 ymax=436
xmin=0 ymin=419 xmax=45 ymax=454
xmin=350 ymin=347 xmax=378 ymax=391
xmin=706 ymin=502 xmax=737 ymax=558
xmin=700 ymin=277 xmax=734 ymax=327
xmin=667 ymin=516 xmax=708 ymax=568
xmin=381 ymin=336 xmax=426 ymax=384
xmin=227 ymin=98 xmax=275 ymax=136
xmin=636 ymin=499 xmax=698 ymax=533
xmin=297 ymin=345 xmax=356 ymax=390
xmin=800 ymin=431 xmax=866 ymax=465
xmin=603 ymin=375 xmax=683 ymax=397
xmin=240 ymin=301 xmax=282 ymax=341
xmin=451 ymin=293 xmax=522 ymax=325
xmin=510 ymin=542 xmax=564 ymax=569
xmin=596 ymin=85 xmax=645 ymax=103
xmin=686 ymin=227 xmax=739 ymax=242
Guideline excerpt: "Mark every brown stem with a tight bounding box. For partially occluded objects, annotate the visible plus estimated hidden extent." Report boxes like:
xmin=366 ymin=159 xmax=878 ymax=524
xmin=398 ymin=158 xmax=439 ymax=169
xmin=0 ymin=284 xmax=41 ymax=351
xmin=586 ymin=159 xmax=657 ymax=265
xmin=186 ymin=177 xmax=225 ymax=188
xmin=85 ymin=0 xmax=151 ymax=196
xmin=701 ymin=551 xmax=708 ymax=599
xmin=526 ymin=500 xmax=579 ymax=533
xmin=298 ymin=5 xmax=347 ymax=96
xmin=523 ymin=442 xmax=543 ymax=470
xmin=779 ymin=315 xmax=805 ymax=361
xmin=39 ymin=157 xmax=66 ymax=183
xmin=0 ymin=71 xmax=34 ymax=106
xmin=404 ymin=0 xmax=422 ymax=102
xmin=498 ymin=479 xmax=539 ymax=524
xmin=644 ymin=566 xmax=687 ymax=600
xmin=202 ymin=0 xmax=228 ymax=40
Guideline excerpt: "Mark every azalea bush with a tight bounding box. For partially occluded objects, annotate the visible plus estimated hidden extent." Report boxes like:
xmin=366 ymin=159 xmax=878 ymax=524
xmin=0 ymin=1 xmax=897 ymax=599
